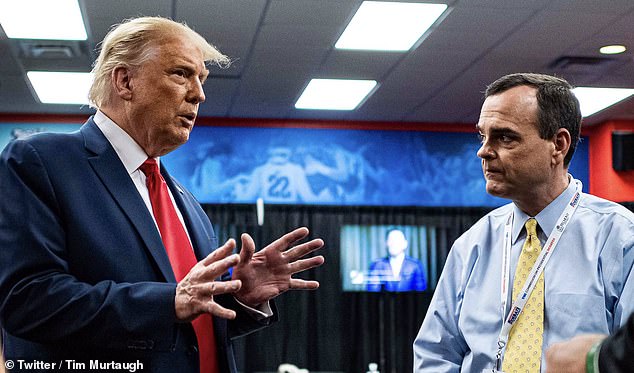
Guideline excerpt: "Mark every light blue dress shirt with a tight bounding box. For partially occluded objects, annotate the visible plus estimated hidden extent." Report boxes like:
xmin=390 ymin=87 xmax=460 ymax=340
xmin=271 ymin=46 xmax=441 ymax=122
xmin=413 ymin=177 xmax=634 ymax=372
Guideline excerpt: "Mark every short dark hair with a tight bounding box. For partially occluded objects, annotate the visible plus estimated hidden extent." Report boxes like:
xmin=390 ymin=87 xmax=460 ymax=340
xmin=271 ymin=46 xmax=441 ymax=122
xmin=485 ymin=73 xmax=582 ymax=167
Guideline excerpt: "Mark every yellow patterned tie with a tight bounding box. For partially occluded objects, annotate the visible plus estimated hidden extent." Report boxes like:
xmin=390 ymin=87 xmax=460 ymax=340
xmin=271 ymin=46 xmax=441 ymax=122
xmin=503 ymin=218 xmax=544 ymax=373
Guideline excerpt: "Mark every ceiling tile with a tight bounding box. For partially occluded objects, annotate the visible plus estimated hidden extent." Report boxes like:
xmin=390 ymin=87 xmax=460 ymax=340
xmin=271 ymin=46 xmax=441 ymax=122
xmin=1 ymin=0 xmax=634 ymax=126
xmin=265 ymin=0 xmax=356 ymax=26
xmin=0 ymin=40 xmax=22 ymax=74
xmin=198 ymin=77 xmax=241 ymax=117
xmin=492 ymin=9 xmax=625 ymax=59
xmin=319 ymin=51 xmax=402 ymax=80
xmin=83 ymin=0 xmax=173 ymax=45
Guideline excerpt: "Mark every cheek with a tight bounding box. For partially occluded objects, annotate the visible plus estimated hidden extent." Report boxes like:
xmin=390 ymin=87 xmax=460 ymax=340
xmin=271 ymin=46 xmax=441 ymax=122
xmin=507 ymin=154 xmax=548 ymax=182
xmin=148 ymin=85 xmax=181 ymax=108
xmin=137 ymin=97 xmax=171 ymax=118
xmin=149 ymin=102 xmax=179 ymax=128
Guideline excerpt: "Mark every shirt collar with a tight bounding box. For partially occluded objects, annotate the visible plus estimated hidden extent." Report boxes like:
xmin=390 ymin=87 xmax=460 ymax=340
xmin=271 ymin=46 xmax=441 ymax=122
xmin=93 ymin=110 xmax=159 ymax=173
xmin=389 ymin=252 xmax=406 ymax=263
xmin=511 ymin=175 xmax=579 ymax=243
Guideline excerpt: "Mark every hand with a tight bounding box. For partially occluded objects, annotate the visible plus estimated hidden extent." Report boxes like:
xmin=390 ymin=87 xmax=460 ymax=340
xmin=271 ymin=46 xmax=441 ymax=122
xmin=232 ymin=227 xmax=325 ymax=307
xmin=175 ymin=239 xmax=242 ymax=322
xmin=545 ymin=334 xmax=606 ymax=373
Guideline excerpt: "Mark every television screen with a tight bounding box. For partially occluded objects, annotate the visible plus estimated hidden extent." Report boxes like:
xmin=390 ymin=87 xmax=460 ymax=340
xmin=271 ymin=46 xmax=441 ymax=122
xmin=340 ymin=224 xmax=438 ymax=292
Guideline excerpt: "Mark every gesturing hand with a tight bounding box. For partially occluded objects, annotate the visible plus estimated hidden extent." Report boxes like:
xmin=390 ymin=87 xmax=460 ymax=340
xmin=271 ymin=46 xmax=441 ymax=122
xmin=231 ymin=227 xmax=325 ymax=307
xmin=175 ymin=239 xmax=242 ymax=322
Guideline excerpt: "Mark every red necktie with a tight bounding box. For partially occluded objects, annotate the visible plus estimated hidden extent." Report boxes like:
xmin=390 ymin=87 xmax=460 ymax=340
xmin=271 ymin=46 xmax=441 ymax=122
xmin=140 ymin=159 xmax=219 ymax=373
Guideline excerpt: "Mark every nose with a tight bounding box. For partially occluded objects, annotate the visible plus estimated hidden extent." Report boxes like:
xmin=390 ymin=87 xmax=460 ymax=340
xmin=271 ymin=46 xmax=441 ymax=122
xmin=477 ymin=139 xmax=495 ymax=160
xmin=187 ymin=78 xmax=206 ymax=104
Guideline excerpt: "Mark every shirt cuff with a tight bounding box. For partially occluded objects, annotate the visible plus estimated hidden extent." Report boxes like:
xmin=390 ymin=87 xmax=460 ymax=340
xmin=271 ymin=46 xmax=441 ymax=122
xmin=234 ymin=297 xmax=273 ymax=320
xmin=586 ymin=340 xmax=602 ymax=373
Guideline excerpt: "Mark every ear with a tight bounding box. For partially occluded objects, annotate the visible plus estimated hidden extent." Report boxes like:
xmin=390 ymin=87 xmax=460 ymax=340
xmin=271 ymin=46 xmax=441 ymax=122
xmin=552 ymin=128 xmax=571 ymax=166
xmin=111 ymin=66 xmax=133 ymax=101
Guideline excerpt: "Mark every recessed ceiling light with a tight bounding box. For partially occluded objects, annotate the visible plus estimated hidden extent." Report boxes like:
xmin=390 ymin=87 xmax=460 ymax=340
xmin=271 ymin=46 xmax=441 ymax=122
xmin=599 ymin=45 xmax=627 ymax=55
xmin=27 ymin=71 xmax=93 ymax=105
xmin=335 ymin=1 xmax=448 ymax=51
xmin=572 ymin=87 xmax=634 ymax=117
xmin=0 ymin=0 xmax=87 ymax=40
xmin=295 ymin=79 xmax=377 ymax=110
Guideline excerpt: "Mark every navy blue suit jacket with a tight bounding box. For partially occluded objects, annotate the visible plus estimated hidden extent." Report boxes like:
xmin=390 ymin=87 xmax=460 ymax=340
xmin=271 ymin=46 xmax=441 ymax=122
xmin=0 ymin=119 xmax=273 ymax=372
xmin=366 ymin=256 xmax=427 ymax=292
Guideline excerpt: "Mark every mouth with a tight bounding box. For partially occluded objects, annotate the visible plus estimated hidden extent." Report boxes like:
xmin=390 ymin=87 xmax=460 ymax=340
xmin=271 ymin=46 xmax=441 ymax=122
xmin=484 ymin=168 xmax=503 ymax=179
xmin=178 ymin=113 xmax=196 ymax=127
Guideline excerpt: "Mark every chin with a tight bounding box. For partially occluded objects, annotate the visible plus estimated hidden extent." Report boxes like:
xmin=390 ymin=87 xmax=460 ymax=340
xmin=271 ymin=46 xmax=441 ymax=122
xmin=173 ymin=129 xmax=191 ymax=144
xmin=485 ymin=182 xmax=508 ymax=198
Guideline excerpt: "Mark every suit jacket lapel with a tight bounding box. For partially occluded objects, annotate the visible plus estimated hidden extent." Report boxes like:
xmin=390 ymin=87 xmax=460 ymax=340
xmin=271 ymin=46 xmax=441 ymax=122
xmin=81 ymin=119 xmax=176 ymax=283
xmin=161 ymin=165 xmax=215 ymax=261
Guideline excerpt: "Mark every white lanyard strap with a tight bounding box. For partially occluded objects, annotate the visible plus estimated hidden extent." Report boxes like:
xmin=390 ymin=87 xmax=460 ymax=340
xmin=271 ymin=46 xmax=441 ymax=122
xmin=494 ymin=180 xmax=582 ymax=369
xmin=500 ymin=213 xmax=513 ymax=314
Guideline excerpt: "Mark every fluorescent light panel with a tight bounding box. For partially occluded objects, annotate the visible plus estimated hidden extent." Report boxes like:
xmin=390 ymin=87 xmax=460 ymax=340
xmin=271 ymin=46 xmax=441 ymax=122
xmin=572 ymin=87 xmax=634 ymax=117
xmin=599 ymin=45 xmax=626 ymax=55
xmin=27 ymin=71 xmax=93 ymax=105
xmin=335 ymin=1 xmax=448 ymax=51
xmin=0 ymin=0 xmax=87 ymax=40
xmin=295 ymin=79 xmax=377 ymax=110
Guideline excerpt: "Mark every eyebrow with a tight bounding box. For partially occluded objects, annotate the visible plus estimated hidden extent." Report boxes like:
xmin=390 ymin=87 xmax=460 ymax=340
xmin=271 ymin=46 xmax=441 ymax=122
xmin=173 ymin=62 xmax=209 ymax=82
xmin=476 ymin=124 xmax=521 ymax=137
xmin=489 ymin=127 xmax=521 ymax=137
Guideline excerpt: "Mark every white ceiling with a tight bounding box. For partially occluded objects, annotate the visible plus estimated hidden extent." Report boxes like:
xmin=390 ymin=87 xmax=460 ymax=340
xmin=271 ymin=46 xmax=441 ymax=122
xmin=2 ymin=0 xmax=634 ymax=126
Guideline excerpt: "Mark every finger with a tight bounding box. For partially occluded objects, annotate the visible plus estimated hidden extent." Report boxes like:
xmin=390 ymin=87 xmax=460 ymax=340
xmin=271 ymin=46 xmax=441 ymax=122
xmin=206 ymin=301 xmax=237 ymax=320
xmin=201 ymin=253 xmax=240 ymax=280
xmin=201 ymin=238 xmax=236 ymax=266
xmin=202 ymin=279 xmax=242 ymax=296
xmin=269 ymin=227 xmax=310 ymax=251
xmin=289 ymin=278 xmax=320 ymax=290
xmin=287 ymin=255 xmax=325 ymax=275
xmin=284 ymin=238 xmax=324 ymax=260
xmin=240 ymin=233 xmax=255 ymax=263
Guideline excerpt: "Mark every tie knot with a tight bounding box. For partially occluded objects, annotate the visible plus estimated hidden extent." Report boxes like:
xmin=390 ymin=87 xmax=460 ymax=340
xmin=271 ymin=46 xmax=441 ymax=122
xmin=525 ymin=218 xmax=537 ymax=236
xmin=139 ymin=158 xmax=159 ymax=177
xmin=523 ymin=218 xmax=540 ymax=253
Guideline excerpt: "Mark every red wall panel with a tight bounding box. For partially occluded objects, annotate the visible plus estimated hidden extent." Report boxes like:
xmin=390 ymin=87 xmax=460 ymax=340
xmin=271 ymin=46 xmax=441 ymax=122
xmin=587 ymin=120 xmax=634 ymax=202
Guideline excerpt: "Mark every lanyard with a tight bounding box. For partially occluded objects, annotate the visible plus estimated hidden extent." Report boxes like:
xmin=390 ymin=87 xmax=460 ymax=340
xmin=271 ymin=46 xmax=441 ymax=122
xmin=493 ymin=180 xmax=582 ymax=372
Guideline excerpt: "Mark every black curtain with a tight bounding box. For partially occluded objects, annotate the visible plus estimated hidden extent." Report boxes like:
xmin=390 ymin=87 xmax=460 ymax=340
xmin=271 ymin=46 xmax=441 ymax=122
xmin=203 ymin=204 xmax=490 ymax=373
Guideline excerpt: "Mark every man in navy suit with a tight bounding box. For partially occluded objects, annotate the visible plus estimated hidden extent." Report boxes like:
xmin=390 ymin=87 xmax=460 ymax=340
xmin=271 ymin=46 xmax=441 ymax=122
xmin=0 ymin=16 xmax=324 ymax=372
xmin=366 ymin=228 xmax=426 ymax=292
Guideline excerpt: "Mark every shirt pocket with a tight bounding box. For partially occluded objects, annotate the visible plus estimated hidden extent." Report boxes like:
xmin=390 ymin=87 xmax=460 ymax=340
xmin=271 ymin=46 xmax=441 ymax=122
xmin=547 ymin=293 xmax=607 ymax=335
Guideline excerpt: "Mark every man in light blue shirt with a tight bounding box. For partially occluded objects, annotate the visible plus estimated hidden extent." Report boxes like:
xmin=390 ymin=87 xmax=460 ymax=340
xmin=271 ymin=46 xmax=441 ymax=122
xmin=413 ymin=73 xmax=634 ymax=372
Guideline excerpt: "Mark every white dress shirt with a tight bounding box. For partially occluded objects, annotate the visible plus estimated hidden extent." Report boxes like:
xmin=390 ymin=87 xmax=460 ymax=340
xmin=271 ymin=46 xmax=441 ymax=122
xmin=93 ymin=110 xmax=193 ymax=246
xmin=389 ymin=252 xmax=406 ymax=278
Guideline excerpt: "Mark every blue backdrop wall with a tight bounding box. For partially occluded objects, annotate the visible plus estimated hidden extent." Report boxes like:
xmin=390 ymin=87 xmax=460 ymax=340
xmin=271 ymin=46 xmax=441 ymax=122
xmin=1 ymin=123 xmax=589 ymax=207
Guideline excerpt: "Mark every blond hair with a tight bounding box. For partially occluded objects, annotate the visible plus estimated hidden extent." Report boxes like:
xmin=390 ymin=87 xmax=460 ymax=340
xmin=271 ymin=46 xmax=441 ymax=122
xmin=89 ymin=16 xmax=229 ymax=108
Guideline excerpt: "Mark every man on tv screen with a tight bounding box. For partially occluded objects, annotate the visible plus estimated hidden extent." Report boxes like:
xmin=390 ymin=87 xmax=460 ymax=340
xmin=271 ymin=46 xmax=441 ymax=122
xmin=366 ymin=228 xmax=426 ymax=292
